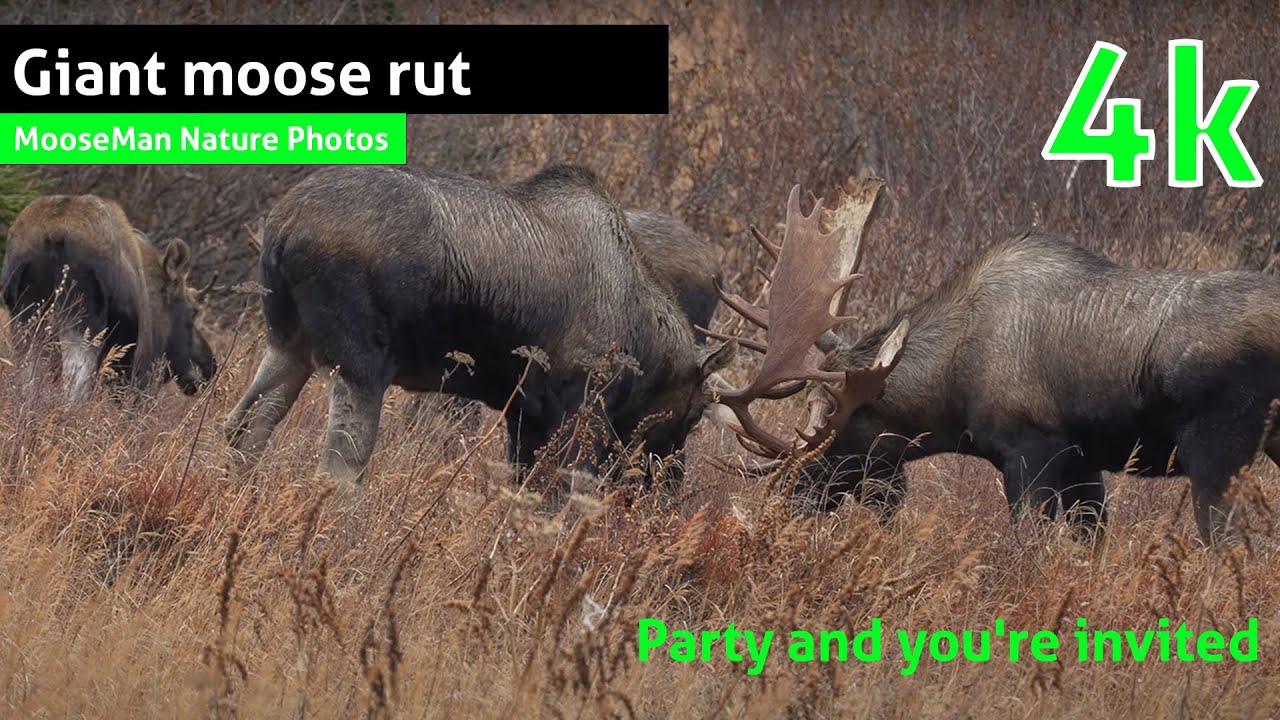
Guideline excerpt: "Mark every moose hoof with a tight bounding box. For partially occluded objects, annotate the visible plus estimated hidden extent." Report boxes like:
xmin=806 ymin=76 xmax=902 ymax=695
xmin=222 ymin=450 xmax=254 ymax=482
xmin=314 ymin=471 xmax=365 ymax=513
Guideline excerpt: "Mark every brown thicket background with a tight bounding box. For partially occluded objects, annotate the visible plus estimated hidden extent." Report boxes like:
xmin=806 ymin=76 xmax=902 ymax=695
xmin=7 ymin=1 xmax=1277 ymax=329
xmin=2 ymin=2 xmax=1280 ymax=718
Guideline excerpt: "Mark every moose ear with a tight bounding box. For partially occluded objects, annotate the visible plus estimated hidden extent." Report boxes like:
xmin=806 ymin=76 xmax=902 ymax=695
xmin=161 ymin=238 xmax=192 ymax=282
xmin=696 ymin=340 xmax=736 ymax=378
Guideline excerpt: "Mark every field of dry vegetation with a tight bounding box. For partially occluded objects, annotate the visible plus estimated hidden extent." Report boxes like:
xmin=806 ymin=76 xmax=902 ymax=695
xmin=2 ymin=1 xmax=1280 ymax=718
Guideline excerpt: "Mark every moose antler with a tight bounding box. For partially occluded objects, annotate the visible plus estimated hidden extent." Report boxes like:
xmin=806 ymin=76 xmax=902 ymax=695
xmin=194 ymin=271 xmax=220 ymax=300
xmin=821 ymin=176 xmax=884 ymax=318
xmin=706 ymin=180 xmax=908 ymax=459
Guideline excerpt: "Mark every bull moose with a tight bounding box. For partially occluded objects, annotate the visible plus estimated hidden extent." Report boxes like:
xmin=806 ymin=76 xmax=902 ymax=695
xmin=1 ymin=194 xmax=217 ymax=398
xmin=398 ymin=207 xmax=722 ymax=430
xmin=709 ymin=180 xmax=1280 ymax=545
xmin=225 ymin=164 xmax=733 ymax=492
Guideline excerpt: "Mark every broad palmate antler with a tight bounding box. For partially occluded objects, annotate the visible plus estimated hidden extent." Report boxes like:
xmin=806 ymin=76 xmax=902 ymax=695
xmin=705 ymin=180 xmax=908 ymax=460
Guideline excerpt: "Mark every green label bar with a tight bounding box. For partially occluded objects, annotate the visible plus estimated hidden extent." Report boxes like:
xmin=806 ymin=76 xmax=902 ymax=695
xmin=0 ymin=113 xmax=406 ymax=164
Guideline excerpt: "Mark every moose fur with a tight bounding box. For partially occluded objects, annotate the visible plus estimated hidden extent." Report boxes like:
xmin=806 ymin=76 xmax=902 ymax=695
xmin=1 ymin=194 xmax=216 ymax=397
xmin=402 ymin=208 xmax=721 ymax=429
xmin=225 ymin=164 xmax=732 ymax=491
xmin=807 ymin=229 xmax=1280 ymax=543
xmin=625 ymin=210 xmax=720 ymax=334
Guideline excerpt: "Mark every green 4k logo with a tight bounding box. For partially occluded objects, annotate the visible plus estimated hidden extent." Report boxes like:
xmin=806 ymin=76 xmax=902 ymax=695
xmin=1042 ymin=40 xmax=1262 ymax=188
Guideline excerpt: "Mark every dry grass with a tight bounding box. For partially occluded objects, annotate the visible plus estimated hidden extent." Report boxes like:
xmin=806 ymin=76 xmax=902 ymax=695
xmin=2 ymin=305 xmax=1280 ymax=718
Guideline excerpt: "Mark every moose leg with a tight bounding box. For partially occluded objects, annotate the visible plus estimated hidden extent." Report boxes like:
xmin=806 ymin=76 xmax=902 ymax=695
xmin=225 ymin=345 xmax=312 ymax=461
xmin=504 ymin=375 xmax=572 ymax=478
xmin=999 ymin=437 xmax=1079 ymax=523
xmin=5 ymin=320 xmax=39 ymax=394
xmin=1177 ymin=415 xmax=1257 ymax=546
xmin=1059 ymin=470 xmax=1108 ymax=537
xmin=59 ymin=326 xmax=97 ymax=402
xmin=506 ymin=410 xmax=554 ymax=475
xmin=854 ymin=469 xmax=908 ymax=521
xmin=321 ymin=372 xmax=388 ymax=494
xmin=403 ymin=391 xmax=434 ymax=429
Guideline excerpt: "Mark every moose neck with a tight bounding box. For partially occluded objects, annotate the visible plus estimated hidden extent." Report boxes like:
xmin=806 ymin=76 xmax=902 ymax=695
xmin=516 ymin=174 xmax=697 ymax=437
xmin=514 ymin=167 xmax=684 ymax=364
xmin=615 ymin=288 xmax=694 ymax=410
xmin=837 ymin=296 xmax=971 ymax=463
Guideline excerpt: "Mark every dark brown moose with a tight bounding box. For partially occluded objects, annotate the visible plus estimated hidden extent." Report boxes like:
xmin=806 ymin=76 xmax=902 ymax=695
xmin=625 ymin=209 xmax=721 ymax=335
xmin=709 ymin=180 xmax=1280 ymax=545
xmin=225 ymin=164 xmax=733 ymax=493
xmin=397 ymin=207 xmax=722 ymax=431
xmin=1 ymin=194 xmax=217 ymax=398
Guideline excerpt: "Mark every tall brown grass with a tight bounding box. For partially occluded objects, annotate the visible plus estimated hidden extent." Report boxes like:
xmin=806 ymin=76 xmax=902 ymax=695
xmin=2 ymin=302 xmax=1280 ymax=718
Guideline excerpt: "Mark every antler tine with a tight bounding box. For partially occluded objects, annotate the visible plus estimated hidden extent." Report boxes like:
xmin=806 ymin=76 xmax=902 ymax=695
xmin=713 ymin=276 xmax=770 ymax=331
xmin=195 ymin=271 xmax=220 ymax=298
xmin=721 ymin=399 xmax=796 ymax=457
xmin=700 ymin=395 xmax=795 ymax=456
xmin=708 ymin=453 xmax=787 ymax=477
xmin=750 ymin=225 xmax=780 ymax=261
xmin=701 ymin=326 xmax=767 ymax=354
